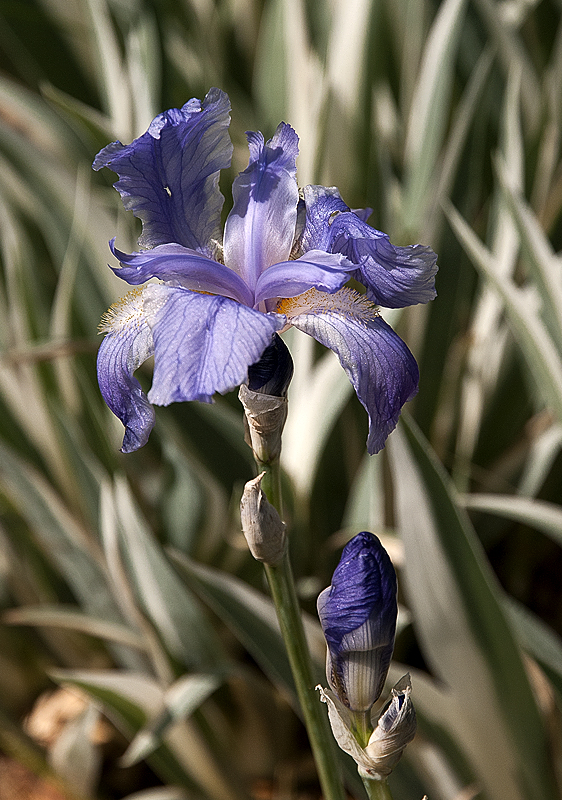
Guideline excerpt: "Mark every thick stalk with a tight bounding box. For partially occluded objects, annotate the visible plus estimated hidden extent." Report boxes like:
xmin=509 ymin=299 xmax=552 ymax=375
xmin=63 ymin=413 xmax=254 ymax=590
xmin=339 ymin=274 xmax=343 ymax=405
xmin=259 ymin=458 xmax=346 ymax=800
xmin=351 ymin=709 xmax=373 ymax=749
xmin=361 ymin=777 xmax=394 ymax=800
xmin=257 ymin=458 xmax=283 ymax=516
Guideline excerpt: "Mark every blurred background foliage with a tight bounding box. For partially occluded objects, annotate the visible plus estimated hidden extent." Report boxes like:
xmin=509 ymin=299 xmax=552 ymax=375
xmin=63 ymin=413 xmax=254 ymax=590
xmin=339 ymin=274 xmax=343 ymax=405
xmin=0 ymin=0 xmax=561 ymax=798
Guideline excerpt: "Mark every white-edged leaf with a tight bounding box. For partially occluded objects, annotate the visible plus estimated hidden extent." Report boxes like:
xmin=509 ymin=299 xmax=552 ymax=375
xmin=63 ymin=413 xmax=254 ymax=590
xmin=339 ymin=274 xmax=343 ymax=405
xmin=3 ymin=605 xmax=146 ymax=650
xmin=495 ymin=155 xmax=562 ymax=351
xmin=451 ymin=67 xmax=523 ymax=490
xmin=472 ymin=0 xmax=541 ymax=128
xmin=427 ymin=44 xmax=495 ymax=241
xmin=49 ymin=670 xmax=195 ymax=789
xmin=253 ymin=0 xmax=323 ymax=182
xmin=122 ymin=673 xmax=221 ymax=767
xmin=51 ymin=669 xmax=164 ymax=725
xmin=518 ymin=424 xmax=562 ymax=497
xmin=342 ymin=450 xmax=385 ymax=533
xmin=52 ymin=669 xmax=240 ymax=800
xmin=126 ymin=12 xmax=161 ymax=136
xmin=387 ymin=664 xmax=477 ymax=799
xmin=103 ymin=477 xmax=224 ymax=670
xmin=504 ymin=598 xmax=562 ymax=700
xmin=461 ymin=493 xmax=562 ymax=548
xmin=444 ymin=200 xmax=562 ymax=423
xmin=281 ymin=328 xmax=353 ymax=500
xmin=388 ymin=415 xmax=559 ymax=800
xmin=83 ymin=0 xmax=132 ymax=139
xmin=325 ymin=0 xmax=375 ymax=115
xmin=403 ymin=0 xmax=468 ymax=231
xmin=169 ymin=549 xmax=320 ymax=700
xmin=49 ymin=702 xmax=101 ymax=796
xmin=121 ymin=789 xmax=190 ymax=800
xmin=169 ymin=551 xmax=365 ymax=799
xmin=0 ymin=443 xmax=114 ymax=618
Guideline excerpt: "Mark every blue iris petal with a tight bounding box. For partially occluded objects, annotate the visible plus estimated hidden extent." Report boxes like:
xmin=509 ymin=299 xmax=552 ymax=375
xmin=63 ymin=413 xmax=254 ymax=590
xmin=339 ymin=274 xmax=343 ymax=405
xmin=93 ymin=88 xmax=233 ymax=255
xmin=330 ymin=218 xmax=438 ymax=308
xmin=224 ymin=123 xmax=300 ymax=290
xmin=146 ymin=288 xmax=286 ymax=404
xmin=96 ymin=305 xmax=155 ymax=453
xmin=302 ymin=185 xmax=438 ymax=308
xmin=290 ymin=312 xmax=419 ymax=455
xmin=321 ymin=532 xmax=397 ymax=650
xmin=109 ymin=240 xmax=254 ymax=306
xmin=253 ymin=251 xmax=354 ymax=305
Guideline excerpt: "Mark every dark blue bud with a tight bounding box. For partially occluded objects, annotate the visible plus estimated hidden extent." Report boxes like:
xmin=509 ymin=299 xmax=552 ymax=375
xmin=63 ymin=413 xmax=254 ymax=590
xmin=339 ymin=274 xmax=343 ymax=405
xmin=317 ymin=532 xmax=398 ymax=711
xmin=248 ymin=333 xmax=294 ymax=397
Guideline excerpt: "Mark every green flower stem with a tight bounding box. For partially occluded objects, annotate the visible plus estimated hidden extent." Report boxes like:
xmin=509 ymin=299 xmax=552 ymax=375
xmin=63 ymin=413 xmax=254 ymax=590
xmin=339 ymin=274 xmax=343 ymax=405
xmin=258 ymin=458 xmax=345 ymax=800
xmin=351 ymin=710 xmax=373 ymax=748
xmin=264 ymin=553 xmax=345 ymax=800
xmin=361 ymin=777 xmax=394 ymax=800
xmin=257 ymin=457 xmax=283 ymax=516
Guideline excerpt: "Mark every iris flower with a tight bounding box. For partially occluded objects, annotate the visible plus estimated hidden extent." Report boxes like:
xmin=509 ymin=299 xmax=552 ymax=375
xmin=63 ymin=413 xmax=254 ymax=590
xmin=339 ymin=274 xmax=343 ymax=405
xmin=94 ymin=88 xmax=437 ymax=454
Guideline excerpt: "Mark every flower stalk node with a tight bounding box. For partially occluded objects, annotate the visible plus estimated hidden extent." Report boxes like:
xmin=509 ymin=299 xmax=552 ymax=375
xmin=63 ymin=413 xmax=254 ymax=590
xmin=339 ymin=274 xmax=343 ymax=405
xmin=238 ymin=384 xmax=288 ymax=464
xmin=240 ymin=472 xmax=286 ymax=565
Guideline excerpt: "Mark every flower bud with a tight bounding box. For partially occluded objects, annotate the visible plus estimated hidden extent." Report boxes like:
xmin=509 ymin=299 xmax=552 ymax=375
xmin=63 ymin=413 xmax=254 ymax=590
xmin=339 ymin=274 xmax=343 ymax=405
xmin=239 ymin=335 xmax=293 ymax=464
xmin=364 ymin=674 xmax=417 ymax=778
xmin=317 ymin=532 xmax=397 ymax=712
xmin=247 ymin=333 xmax=294 ymax=397
xmin=317 ymin=674 xmax=416 ymax=781
xmin=238 ymin=385 xmax=288 ymax=464
xmin=240 ymin=473 xmax=286 ymax=565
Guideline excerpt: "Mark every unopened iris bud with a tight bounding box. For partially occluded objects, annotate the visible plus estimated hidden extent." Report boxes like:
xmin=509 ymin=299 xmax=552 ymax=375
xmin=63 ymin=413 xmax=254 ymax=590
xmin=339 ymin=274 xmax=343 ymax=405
xmin=239 ymin=335 xmax=293 ymax=464
xmin=240 ymin=473 xmax=286 ymax=565
xmin=238 ymin=385 xmax=287 ymax=464
xmin=247 ymin=334 xmax=294 ymax=397
xmin=364 ymin=674 xmax=417 ymax=779
xmin=317 ymin=674 xmax=416 ymax=780
xmin=317 ymin=532 xmax=397 ymax=712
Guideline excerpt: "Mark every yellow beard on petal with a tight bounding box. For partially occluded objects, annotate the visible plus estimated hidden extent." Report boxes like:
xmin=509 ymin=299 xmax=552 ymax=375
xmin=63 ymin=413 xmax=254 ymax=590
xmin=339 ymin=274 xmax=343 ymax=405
xmin=276 ymin=286 xmax=380 ymax=323
xmin=98 ymin=286 xmax=147 ymax=334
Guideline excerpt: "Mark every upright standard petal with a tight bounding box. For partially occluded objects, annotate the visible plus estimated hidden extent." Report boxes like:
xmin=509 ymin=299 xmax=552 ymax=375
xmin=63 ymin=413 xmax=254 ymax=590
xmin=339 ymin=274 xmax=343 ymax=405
xmin=109 ymin=241 xmax=254 ymax=306
xmin=145 ymin=287 xmax=286 ymax=404
xmin=280 ymin=288 xmax=419 ymax=454
xmin=302 ymin=186 xmax=438 ymax=308
xmin=224 ymin=123 xmax=299 ymax=289
xmin=93 ymin=88 xmax=233 ymax=254
xmin=97 ymin=287 xmax=156 ymax=453
xmin=298 ymin=185 xmax=349 ymax=253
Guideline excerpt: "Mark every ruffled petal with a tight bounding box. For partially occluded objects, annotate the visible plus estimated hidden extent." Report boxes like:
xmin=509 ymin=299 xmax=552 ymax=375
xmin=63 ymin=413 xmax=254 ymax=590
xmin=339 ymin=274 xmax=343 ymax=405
xmin=93 ymin=88 xmax=232 ymax=254
xmin=283 ymin=289 xmax=419 ymax=453
xmin=223 ymin=123 xmax=299 ymax=290
xmin=298 ymin=185 xmax=349 ymax=252
xmin=253 ymin=250 xmax=354 ymax=305
xmin=97 ymin=287 xmax=156 ymax=453
xmin=329 ymin=217 xmax=438 ymax=308
xmin=109 ymin=240 xmax=253 ymax=306
xmin=302 ymin=185 xmax=438 ymax=308
xmin=145 ymin=287 xmax=286 ymax=404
